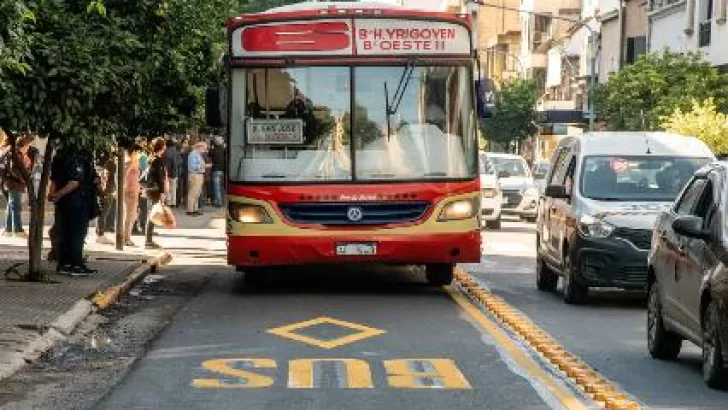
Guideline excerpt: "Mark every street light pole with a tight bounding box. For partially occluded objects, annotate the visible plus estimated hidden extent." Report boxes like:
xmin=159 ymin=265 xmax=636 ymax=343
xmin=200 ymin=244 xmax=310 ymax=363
xmin=468 ymin=1 xmax=599 ymax=132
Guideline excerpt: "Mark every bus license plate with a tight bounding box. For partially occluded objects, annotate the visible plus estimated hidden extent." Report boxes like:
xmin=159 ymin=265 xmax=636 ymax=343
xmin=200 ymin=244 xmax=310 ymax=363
xmin=336 ymin=243 xmax=377 ymax=256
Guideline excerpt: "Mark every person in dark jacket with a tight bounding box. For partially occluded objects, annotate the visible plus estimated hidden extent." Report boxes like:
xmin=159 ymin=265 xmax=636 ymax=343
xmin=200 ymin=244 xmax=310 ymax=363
xmin=210 ymin=136 xmax=226 ymax=208
xmin=163 ymin=138 xmax=180 ymax=207
xmin=179 ymin=139 xmax=190 ymax=208
xmin=95 ymin=144 xmax=117 ymax=245
xmin=49 ymin=144 xmax=98 ymax=276
xmin=144 ymin=137 xmax=167 ymax=249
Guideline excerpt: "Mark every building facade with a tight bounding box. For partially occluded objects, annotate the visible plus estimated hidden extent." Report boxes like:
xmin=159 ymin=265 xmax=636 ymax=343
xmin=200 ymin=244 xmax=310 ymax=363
xmin=598 ymin=0 xmax=648 ymax=82
xmin=648 ymin=0 xmax=728 ymax=70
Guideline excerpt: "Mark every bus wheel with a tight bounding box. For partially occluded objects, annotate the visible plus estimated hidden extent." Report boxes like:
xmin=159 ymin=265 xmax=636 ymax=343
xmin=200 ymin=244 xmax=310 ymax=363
xmin=426 ymin=264 xmax=454 ymax=286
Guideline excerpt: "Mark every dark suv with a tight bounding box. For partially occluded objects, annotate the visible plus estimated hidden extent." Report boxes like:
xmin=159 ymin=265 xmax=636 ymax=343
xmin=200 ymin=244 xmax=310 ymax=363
xmin=648 ymin=162 xmax=728 ymax=389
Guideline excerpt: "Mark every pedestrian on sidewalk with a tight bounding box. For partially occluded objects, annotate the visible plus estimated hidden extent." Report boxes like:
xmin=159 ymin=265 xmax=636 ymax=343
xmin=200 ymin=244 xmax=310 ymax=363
xmin=201 ymin=141 xmax=213 ymax=209
xmin=178 ymin=138 xmax=190 ymax=209
xmin=134 ymin=137 xmax=149 ymax=235
xmin=163 ymin=137 xmax=180 ymax=208
xmin=1 ymin=134 xmax=33 ymax=238
xmin=210 ymin=136 xmax=226 ymax=208
xmin=187 ymin=141 xmax=210 ymax=216
xmin=123 ymin=145 xmax=141 ymax=247
xmin=144 ymin=137 xmax=167 ymax=249
xmin=49 ymin=143 xmax=97 ymax=276
xmin=95 ymin=144 xmax=117 ymax=245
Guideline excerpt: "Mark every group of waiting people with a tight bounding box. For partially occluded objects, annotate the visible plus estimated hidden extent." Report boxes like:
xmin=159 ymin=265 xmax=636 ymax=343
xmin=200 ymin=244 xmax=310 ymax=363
xmin=1 ymin=131 xmax=225 ymax=276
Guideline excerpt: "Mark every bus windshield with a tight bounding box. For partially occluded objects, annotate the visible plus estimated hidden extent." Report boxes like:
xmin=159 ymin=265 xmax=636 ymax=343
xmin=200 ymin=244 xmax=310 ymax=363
xmin=228 ymin=65 xmax=477 ymax=183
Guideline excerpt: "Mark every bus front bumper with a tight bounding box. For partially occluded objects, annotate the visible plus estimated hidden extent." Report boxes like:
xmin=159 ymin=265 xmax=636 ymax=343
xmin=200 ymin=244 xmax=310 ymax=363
xmin=228 ymin=232 xmax=481 ymax=268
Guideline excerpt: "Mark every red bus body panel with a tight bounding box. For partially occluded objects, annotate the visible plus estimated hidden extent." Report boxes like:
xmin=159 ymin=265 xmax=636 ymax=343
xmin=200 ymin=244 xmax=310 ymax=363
xmin=227 ymin=182 xmax=481 ymax=267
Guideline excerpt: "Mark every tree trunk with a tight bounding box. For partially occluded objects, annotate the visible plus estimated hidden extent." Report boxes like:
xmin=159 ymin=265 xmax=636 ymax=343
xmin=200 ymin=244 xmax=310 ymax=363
xmin=28 ymin=140 xmax=54 ymax=281
xmin=115 ymin=149 xmax=124 ymax=250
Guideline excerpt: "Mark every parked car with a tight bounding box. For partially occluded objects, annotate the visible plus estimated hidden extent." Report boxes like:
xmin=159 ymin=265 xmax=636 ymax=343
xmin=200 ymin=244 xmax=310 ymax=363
xmin=533 ymin=160 xmax=550 ymax=193
xmin=483 ymin=152 xmax=538 ymax=222
xmin=647 ymin=161 xmax=728 ymax=389
xmin=536 ymin=132 xmax=714 ymax=304
xmin=479 ymin=153 xmax=503 ymax=229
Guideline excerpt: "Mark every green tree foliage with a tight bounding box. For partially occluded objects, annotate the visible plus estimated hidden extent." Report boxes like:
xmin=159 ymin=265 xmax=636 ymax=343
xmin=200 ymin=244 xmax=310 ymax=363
xmin=595 ymin=50 xmax=728 ymax=131
xmin=0 ymin=1 xmax=34 ymax=79
xmin=482 ymin=78 xmax=539 ymax=148
xmin=662 ymin=99 xmax=728 ymax=154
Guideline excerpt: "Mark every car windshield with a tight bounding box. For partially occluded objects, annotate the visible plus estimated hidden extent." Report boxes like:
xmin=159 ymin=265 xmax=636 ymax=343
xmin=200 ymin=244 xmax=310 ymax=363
xmin=228 ymin=65 xmax=477 ymax=183
xmin=490 ymin=157 xmax=529 ymax=178
xmin=580 ymin=156 xmax=711 ymax=201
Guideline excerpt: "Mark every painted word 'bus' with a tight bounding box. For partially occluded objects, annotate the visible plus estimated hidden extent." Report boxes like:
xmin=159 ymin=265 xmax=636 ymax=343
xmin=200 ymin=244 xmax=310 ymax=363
xmin=208 ymin=2 xmax=486 ymax=285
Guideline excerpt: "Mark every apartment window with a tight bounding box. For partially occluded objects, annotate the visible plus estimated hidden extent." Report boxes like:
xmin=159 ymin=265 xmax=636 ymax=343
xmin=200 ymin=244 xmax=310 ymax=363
xmin=625 ymin=37 xmax=647 ymax=64
xmin=699 ymin=0 xmax=713 ymax=47
xmin=534 ymin=15 xmax=552 ymax=35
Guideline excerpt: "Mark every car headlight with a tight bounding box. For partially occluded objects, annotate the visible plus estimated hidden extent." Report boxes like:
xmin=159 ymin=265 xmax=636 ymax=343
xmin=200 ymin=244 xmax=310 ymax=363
xmin=438 ymin=198 xmax=478 ymax=221
xmin=579 ymin=214 xmax=615 ymax=238
xmin=482 ymin=188 xmax=499 ymax=198
xmin=229 ymin=203 xmax=273 ymax=224
xmin=522 ymin=187 xmax=539 ymax=197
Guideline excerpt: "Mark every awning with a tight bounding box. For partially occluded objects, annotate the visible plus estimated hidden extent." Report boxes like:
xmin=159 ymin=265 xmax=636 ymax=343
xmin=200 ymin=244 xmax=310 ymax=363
xmin=539 ymin=109 xmax=587 ymax=124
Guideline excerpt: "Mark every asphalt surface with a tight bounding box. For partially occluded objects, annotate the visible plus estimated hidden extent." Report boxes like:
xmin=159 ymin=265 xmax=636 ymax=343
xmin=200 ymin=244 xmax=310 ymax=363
xmin=465 ymin=218 xmax=728 ymax=409
xmin=94 ymin=266 xmax=582 ymax=409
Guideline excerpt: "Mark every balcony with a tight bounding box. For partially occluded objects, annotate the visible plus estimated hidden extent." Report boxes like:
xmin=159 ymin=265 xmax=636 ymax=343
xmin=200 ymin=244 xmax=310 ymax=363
xmin=699 ymin=20 xmax=712 ymax=47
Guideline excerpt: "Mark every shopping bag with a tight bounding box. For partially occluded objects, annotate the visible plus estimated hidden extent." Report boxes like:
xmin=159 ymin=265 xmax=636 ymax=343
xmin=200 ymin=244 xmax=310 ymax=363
xmin=150 ymin=202 xmax=166 ymax=227
xmin=162 ymin=206 xmax=177 ymax=229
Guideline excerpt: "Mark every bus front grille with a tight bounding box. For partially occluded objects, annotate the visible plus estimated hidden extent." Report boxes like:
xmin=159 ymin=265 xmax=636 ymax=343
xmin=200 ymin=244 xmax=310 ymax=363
xmin=279 ymin=202 xmax=430 ymax=226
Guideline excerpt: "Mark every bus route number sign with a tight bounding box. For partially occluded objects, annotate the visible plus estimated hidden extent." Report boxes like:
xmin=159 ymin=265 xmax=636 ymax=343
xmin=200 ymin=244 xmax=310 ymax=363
xmin=247 ymin=119 xmax=304 ymax=145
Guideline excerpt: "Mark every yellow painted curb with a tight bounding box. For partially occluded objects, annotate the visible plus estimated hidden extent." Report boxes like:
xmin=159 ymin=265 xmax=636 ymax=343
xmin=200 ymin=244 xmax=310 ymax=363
xmin=453 ymin=268 xmax=644 ymax=410
xmin=91 ymin=251 xmax=171 ymax=309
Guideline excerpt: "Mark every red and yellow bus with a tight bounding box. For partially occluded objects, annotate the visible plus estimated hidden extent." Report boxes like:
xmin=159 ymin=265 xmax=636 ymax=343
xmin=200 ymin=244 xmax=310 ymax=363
xmin=212 ymin=2 xmax=484 ymax=285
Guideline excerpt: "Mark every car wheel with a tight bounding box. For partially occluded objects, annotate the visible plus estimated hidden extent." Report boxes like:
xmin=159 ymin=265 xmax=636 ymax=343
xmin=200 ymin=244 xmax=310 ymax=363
xmin=562 ymin=253 xmax=588 ymax=304
xmin=702 ymin=300 xmax=728 ymax=389
xmin=647 ymin=280 xmax=682 ymax=360
xmin=426 ymin=264 xmax=454 ymax=286
xmin=536 ymin=256 xmax=559 ymax=292
xmin=486 ymin=217 xmax=502 ymax=230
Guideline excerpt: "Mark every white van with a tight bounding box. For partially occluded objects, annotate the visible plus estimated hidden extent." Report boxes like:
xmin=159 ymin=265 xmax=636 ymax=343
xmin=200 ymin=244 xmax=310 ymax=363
xmin=479 ymin=152 xmax=503 ymax=229
xmin=536 ymin=132 xmax=715 ymax=304
xmin=482 ymin=152 xmax=539 ymax=222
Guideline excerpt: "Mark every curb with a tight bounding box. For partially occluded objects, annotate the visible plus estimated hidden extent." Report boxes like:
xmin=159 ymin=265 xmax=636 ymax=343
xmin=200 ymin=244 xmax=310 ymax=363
xmin=454 ymin=267 xmax=643 ymax=410
xmin=0 ymin=251 xmax=171 ymax=384
xmin=92 ymin=251 xmax=172 ymax=309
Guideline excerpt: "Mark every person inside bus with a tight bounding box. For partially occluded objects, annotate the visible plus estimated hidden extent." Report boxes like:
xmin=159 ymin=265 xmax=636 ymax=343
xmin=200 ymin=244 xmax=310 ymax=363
xmin=283 ymin=89 xmax=317 ymax=145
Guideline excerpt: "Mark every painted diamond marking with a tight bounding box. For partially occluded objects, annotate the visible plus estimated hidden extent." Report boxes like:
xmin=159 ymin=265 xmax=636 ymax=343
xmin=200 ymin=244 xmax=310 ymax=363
xmin=267 ymin=317 xmax=386 ymax=349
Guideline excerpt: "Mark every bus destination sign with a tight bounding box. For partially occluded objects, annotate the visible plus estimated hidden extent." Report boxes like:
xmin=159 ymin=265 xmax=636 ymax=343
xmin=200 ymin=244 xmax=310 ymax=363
xmin=355 ymin=20 xmax=470 ymax=55
xmin=246 ymin=119 xmax=304 ymax=145
xmin=233 ymin=18 xmax=470 ymax=58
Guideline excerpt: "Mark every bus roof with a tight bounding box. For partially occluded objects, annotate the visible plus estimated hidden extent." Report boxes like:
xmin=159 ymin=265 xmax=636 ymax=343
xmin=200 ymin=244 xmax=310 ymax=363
xmin=226 ymin=1 xmax=470 ymax=28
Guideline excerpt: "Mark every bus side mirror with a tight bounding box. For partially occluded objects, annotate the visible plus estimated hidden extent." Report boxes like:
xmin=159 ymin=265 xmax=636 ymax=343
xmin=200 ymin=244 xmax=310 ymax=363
xmin=206 ymin=86 xmax=223 ymax=128
xmin=475 ymin=78 xmax=495 ymax=120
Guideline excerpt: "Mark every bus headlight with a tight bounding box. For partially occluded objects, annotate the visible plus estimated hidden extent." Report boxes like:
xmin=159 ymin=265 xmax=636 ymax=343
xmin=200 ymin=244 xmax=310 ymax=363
xmin=482 ymin=188 xmax=499 ymax=198
xmin=438 ymin=198 xmax=478 ymax=221
xmin=229 ymin=203 xmax=273 ymax=224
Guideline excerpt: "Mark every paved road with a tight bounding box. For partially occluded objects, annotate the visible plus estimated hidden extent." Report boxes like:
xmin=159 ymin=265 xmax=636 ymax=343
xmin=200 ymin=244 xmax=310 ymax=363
xmin=466 ymin=218 xmax=728 ymax=409
xmin=95 ymin=263 xmax=588 ymax=409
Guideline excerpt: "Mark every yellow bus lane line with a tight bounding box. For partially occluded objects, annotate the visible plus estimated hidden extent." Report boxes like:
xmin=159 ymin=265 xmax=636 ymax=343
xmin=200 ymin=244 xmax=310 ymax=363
xmin=450 ymin=268 xmax=643 ymax=410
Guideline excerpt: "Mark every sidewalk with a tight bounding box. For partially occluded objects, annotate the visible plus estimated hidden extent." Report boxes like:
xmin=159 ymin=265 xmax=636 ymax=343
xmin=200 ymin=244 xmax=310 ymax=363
xmin=0 ymin=207 xmax=224 ymax=382
xmin=0 ymin=209 xmax=223 ymax=382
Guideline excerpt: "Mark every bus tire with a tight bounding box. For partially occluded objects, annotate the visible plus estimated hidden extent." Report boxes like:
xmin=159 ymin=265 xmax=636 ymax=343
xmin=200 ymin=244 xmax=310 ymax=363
xmin=426 ymin=264 xmax=454 ymax=286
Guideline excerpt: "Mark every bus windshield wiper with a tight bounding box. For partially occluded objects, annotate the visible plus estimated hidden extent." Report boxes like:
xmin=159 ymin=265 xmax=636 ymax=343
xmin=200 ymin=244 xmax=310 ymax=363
xmin=384 ymin=58 xmax=417 ymax=140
